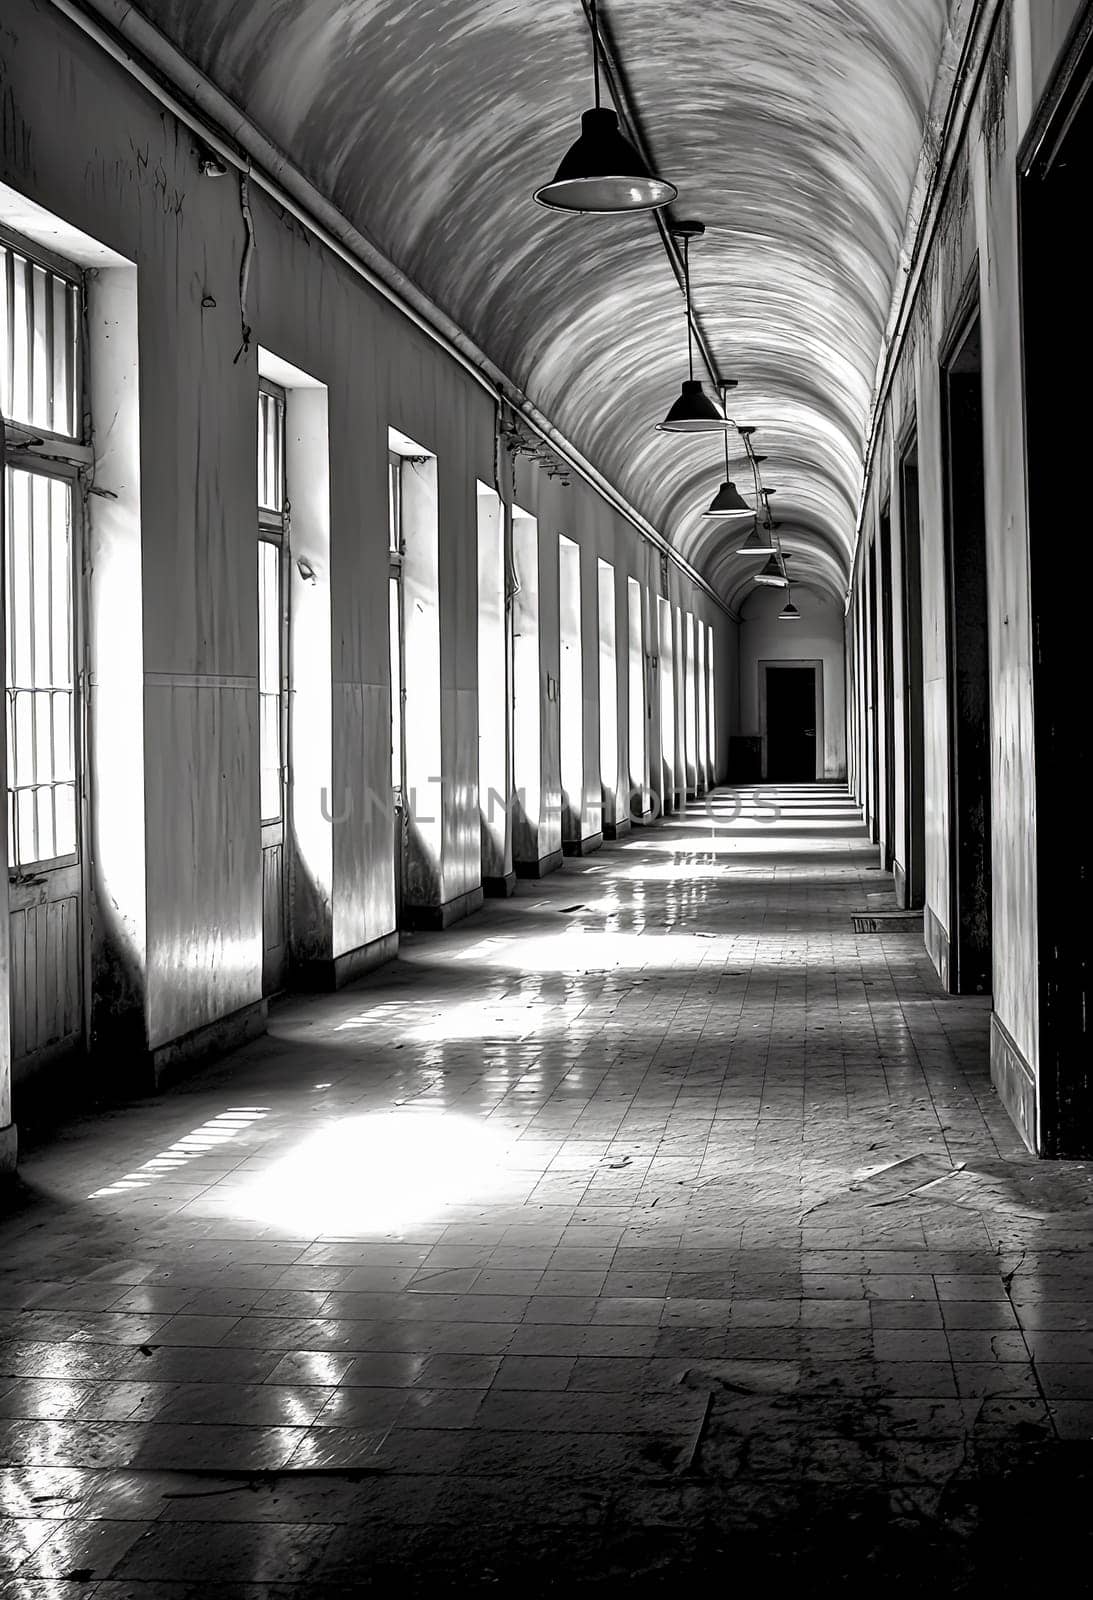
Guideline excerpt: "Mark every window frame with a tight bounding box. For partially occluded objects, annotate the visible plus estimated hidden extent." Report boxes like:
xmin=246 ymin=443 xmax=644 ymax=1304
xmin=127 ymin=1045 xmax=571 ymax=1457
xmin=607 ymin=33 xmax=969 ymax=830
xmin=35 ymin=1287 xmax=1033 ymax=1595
xmin=1 ymin=223 xmax=86 ymax=451
xmin=257 ymin=377 xmax=288 ymax=828
xmin=3 ymin=454 xmax=84 ymax=878
xmin=2 ymin=228 xmax=88 ymax=881
xmin=387 ymin=450 xmax=406 ymax=801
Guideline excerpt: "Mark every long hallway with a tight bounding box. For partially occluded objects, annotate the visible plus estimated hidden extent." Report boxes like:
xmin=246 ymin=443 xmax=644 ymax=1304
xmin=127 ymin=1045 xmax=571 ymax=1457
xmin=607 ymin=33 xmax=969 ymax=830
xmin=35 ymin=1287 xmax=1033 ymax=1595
xmin=2 ymin=787 xmax=1089 ymax=1592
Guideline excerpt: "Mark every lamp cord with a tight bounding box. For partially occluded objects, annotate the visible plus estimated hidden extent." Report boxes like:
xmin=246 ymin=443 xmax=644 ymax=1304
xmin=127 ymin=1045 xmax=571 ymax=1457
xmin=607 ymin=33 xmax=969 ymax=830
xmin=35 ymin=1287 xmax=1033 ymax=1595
xmin=683 ymin=236 xmax=694 ymax=383
xmin=590 ymin=0 xmax=601 ymax=109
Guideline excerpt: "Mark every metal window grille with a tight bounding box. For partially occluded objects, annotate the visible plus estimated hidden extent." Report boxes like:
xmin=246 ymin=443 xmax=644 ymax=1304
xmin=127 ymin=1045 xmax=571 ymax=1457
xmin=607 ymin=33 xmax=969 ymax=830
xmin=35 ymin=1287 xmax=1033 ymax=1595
xmin=387 ymin=452 xmax=404 ymax=794
xmin=257 ymin=380 xmax=286 ymax=824
xmin=0 ymin=239 xmax=81 ymax=441
xmin=4 ymin=468 xmax=78 ymax=869
xmin=258 ymin=385 xmax=285 ymax=518
xmin=388 ymin=451 xmax=401 ymax=555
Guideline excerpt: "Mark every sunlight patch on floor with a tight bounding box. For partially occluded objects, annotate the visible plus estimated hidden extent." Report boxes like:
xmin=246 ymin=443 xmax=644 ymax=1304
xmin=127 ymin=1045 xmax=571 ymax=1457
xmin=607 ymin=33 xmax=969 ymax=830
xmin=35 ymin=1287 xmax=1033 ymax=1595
xmin=235 ymin=1110 xmax=513 ymax=1235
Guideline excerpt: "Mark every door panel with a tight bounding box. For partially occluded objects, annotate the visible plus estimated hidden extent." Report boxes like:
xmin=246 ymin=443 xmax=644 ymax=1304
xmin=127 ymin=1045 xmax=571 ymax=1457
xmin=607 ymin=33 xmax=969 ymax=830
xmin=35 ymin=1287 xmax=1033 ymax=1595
xmin=8 ymin=885 xmax=81 ymax=1062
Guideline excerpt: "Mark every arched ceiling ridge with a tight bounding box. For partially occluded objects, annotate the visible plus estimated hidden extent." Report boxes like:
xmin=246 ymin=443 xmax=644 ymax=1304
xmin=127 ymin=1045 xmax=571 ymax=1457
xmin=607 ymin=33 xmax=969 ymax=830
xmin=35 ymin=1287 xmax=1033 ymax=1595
xmin=131 ymin=0 xmax=953 ymax=607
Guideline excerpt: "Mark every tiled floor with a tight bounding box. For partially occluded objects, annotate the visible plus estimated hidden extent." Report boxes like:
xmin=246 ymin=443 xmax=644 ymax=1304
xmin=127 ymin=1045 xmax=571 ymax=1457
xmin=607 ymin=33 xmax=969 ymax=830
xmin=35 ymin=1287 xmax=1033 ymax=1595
xmin=2 ymin=785 xmax=1092 ymax=1594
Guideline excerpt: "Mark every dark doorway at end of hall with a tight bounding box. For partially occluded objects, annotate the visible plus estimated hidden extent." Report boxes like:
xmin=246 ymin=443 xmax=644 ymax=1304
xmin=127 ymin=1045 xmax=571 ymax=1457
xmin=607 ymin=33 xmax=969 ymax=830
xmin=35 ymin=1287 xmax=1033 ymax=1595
xmin=763 ymin=662 xmax=821 ymax=781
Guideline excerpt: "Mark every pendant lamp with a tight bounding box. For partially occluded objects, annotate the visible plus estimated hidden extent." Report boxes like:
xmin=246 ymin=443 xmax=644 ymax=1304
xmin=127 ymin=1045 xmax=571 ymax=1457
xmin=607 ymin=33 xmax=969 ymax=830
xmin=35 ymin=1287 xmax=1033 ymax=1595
xmin=729 ymin=524 xmax=777 ymax=557
xmin=778 ymin=587 xmax=801 ymax=620
xmin=703 ymin=391 xmax=754 ymax=518
xmin=726 ymin=450 xmax=774 ymax=552
xmin=703 ymin=478 xmax=752 ymax=517
xmin=534 ymin=0 xmax=677 ymax=213
xmin=754 ymin=553 xmax=789 ymax=587
xmin=657 ymin=222 xmax=733 ymax=432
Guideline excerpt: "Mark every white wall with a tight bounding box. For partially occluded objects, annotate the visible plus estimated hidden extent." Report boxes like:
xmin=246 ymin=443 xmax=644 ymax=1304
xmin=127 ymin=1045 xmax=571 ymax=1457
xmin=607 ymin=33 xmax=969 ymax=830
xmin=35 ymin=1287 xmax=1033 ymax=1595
xmin=737 ymin=588 xmax=847 ymax=780
xmin=0 ymin=0 xmax=736 ymax=1109
xmin=847 ymin=0 xmax=1087 ymax=1152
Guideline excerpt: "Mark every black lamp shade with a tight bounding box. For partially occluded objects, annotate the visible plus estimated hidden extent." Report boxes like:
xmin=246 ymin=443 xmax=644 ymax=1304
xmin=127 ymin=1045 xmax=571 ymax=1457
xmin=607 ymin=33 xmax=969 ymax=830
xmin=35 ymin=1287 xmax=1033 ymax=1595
xmin=754 ymin=554 xmax=789 ymax=586
xmin=656 ymin=380 xmax=732 ymax=433
xmin=728 ymin=526 xmax=776 ymax=557
xmin=534 ymin=108 xmax=678 ymax=213
xmin=703 ymin=479 xmax=753 ymax=519
xmin=778 ymin=600 xmax=801 ymax=620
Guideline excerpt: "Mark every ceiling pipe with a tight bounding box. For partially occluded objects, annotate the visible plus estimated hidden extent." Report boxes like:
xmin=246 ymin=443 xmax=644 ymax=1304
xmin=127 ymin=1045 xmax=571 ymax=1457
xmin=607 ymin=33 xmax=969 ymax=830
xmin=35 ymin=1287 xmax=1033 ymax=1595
xmin=44 ymin=0 xmax=738 ymax=620
xmin=583 ymin=0 xmax=729 ymax=401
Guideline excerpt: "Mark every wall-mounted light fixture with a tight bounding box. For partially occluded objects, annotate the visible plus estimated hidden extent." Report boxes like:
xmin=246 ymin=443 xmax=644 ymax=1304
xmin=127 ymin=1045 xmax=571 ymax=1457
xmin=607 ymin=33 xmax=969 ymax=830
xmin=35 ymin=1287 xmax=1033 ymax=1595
xmin=534 ymin=0 xmax=677 ymax=213
xmin=196 ymin=145 xmax=228 ymax=178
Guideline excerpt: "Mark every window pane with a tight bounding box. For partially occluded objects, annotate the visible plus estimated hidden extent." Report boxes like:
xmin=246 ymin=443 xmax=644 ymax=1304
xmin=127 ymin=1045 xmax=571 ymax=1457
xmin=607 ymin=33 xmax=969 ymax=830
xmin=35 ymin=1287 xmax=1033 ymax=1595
xmin=388 ymin=455 xmax=401 ymax=552
xmin=50 ymin=481 xmax=73 ymax=688
xmin=36 ymin=784 xmax=55 ymax=862
xmin=54 ymin=782 xmax=77 ymax=859
xmin=35 ymin=693 xmax=52 ymax=788
xmin=257 ymin=389 xmax=285 ymax=515
xmin=53 ymin=691 xmax=74 ymax=780
xmin=12 ymin=253 xmax=30 ymax=423
xmin=14 ymin=692 xmax=33 ymax=787
xmin=0 ymin=249 xmax=12 ymax=421
xmin=4 ymin=469 xmax=78 ymax=867
xmin=32 ymin=475 xmax=52 ymax=675
xmin=0 ymin=245 xmax=80 ymax=439
xmin=10 ymin=472 xmax=33 ymax=685
xmin=257 ymin=541 xmax=281 ymax=822
xmin=389 ymin=576 xmax=402 ymax=791
xmin=16 ymin=789 xmax=36 ymax=866
xmin=31 ymin=263 xmax=50 ymax=431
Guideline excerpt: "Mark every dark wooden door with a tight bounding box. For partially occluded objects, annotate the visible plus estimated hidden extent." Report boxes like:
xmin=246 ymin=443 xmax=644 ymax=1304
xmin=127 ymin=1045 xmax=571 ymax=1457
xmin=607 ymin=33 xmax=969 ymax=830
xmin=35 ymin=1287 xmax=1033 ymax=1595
xmin=1020 ymin=38 xmax=1093 ymax=1151
xmin=941 ymin=309 xmax=992 ymax=996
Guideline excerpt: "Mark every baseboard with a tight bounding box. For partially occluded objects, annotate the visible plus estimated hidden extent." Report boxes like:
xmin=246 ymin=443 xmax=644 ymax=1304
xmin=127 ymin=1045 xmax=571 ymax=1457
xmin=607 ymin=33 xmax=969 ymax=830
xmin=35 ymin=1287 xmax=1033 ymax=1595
xmin=150 ymin=999 xmax=268 ymax=1090
xmin=404 ymin=885 xmax=484 ymax=930
xmin=562 ymin=832 xmax=603 ymax=858
xmin=514 ymin=849 xmax=564 ymax=879
xmin=990 ymin=1013 xmax=1038 ymax=1154
xmin=0 ymin=1122 xmax=17 ymax=1178
xmin=924 ymin=901 xmax=950 ymax=990
xmin=297 ymin=930 xmax=399 ymax=990
xmin=483 ymin=871 xmax=517 ymax=898
xmin=604 ymin=817 xmax=631 ymax=840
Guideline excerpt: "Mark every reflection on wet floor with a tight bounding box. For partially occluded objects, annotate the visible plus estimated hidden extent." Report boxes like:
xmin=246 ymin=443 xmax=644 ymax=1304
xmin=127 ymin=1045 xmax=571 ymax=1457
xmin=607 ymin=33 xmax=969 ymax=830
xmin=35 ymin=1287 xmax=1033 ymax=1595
xmin=1 ymin=784 xmax=1091 ymax=1592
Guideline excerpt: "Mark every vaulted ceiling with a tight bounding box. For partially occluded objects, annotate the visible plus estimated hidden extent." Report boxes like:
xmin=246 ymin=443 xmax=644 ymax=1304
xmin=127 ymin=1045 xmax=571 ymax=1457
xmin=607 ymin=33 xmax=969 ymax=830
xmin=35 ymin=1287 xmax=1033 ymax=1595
xmin=135 ymin=0 xmax=955 ymax=609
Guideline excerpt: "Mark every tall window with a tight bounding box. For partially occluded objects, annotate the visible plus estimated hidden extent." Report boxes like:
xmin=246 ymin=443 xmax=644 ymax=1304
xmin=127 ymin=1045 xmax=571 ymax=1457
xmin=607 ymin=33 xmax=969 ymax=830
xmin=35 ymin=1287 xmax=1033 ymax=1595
xmin=257 ymin=380 xmax=286 ymax=823
xmin=388 ymin=451 xmax=404 ymax=797
xmin=2 ymin=238 xmax=83 ymax=870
